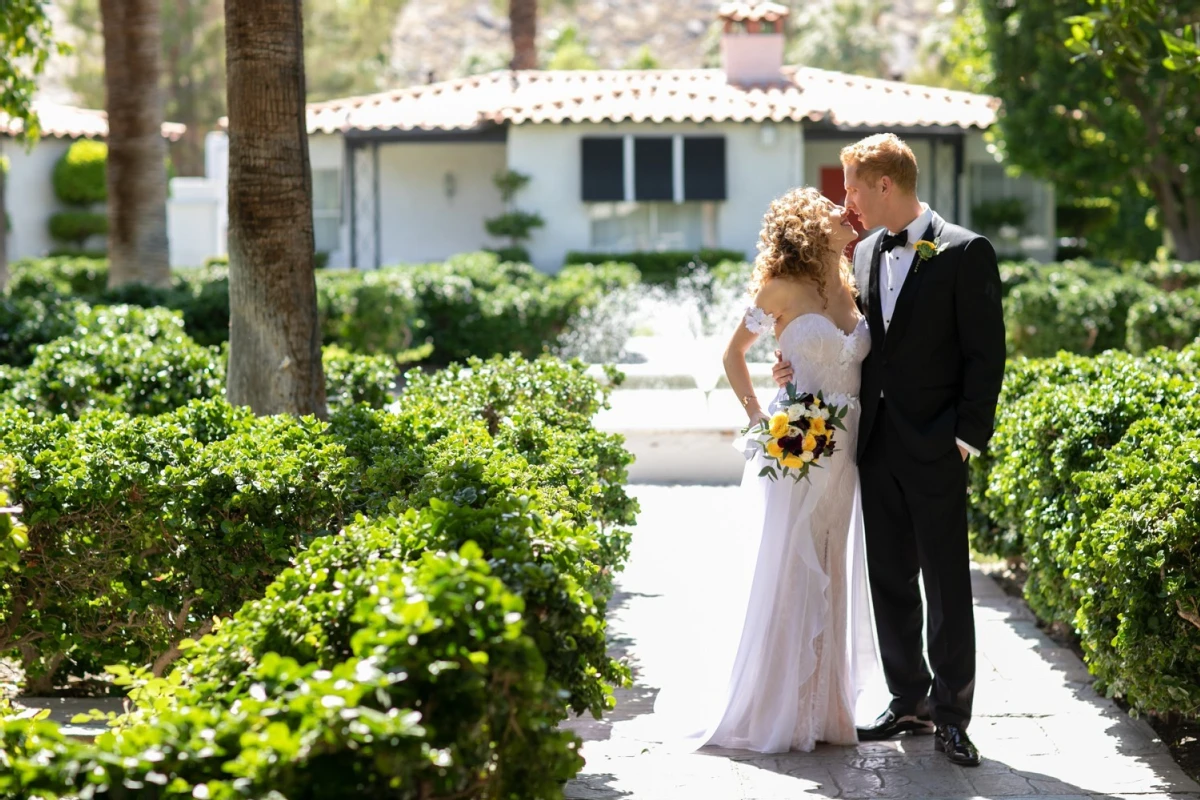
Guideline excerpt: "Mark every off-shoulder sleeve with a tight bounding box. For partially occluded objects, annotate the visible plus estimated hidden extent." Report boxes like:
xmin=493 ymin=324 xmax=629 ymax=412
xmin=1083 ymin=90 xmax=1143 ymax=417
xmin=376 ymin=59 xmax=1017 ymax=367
xmin=743 ymin=305 xmax=777 ymax=335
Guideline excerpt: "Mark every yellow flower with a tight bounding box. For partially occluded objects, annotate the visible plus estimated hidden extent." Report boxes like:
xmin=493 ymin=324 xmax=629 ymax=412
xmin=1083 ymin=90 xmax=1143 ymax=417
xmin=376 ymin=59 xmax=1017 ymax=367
xmin=781 ymin=453 xmax=805 ymax=469
xmin=769 ymin=412 xmax=790 ymax=438
xmin=766 ymin=440 xmax=784 ymax=460
xmin=802 ymin=434 xmax=817 ymax=452
xmin=809 ymin=417 xmax=826 ymax=436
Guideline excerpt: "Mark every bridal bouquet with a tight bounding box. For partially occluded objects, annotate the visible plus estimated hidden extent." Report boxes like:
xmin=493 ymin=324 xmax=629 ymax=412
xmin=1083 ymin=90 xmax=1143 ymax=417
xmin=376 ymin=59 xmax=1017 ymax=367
xmin=743 ymin=385 xmax=848 ymax=482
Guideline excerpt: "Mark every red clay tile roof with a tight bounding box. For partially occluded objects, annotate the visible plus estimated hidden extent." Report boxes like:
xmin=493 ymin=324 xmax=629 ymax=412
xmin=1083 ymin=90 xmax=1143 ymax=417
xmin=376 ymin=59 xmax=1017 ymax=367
xmin=0 ymin=102 xmax=186 ymax=141
xmin=718 ymin=2 xmax=790 ymax=23
xmin=304 ymin=67 xmax=998 ymax=135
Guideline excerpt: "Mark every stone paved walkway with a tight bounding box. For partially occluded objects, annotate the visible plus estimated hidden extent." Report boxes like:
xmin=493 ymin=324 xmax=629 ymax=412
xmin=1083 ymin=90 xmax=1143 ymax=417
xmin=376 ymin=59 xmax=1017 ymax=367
xmin=562 ymin=485 xmax=1200 ymax=800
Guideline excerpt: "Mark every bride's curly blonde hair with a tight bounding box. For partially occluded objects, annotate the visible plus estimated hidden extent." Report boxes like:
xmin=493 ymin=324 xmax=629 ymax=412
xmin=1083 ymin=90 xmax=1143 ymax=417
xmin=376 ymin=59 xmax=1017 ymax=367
xmin=748 ymin=187 xmax=856 ymax=305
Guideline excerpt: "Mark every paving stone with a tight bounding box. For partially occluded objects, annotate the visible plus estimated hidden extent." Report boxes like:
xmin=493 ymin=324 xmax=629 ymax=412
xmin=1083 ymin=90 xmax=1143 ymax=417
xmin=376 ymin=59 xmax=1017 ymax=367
xmin=562 ymin=486 xmax=1200 ymax=800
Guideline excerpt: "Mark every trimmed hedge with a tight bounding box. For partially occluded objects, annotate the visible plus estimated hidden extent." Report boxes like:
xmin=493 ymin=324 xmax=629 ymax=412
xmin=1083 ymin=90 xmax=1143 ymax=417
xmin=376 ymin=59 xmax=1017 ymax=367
xmin=51 ymin=140 xmax=107 ymax=206
xmin=565 ymin=248 xmax=744 ymax=284
xmin=7 ymin=253 xmax=638 ymax=367
xmin=0 ymin=355 xmax=634 ymax=717
xmin=1 ymin=537 xmax=581 ymax=799
xmin=1126 ymin=288 xmax=1200 ymax=354
xmin=970 ymin=345 xmax=1200 ymax=716
xmin=47 ymin=210 xmax=107 ymax=247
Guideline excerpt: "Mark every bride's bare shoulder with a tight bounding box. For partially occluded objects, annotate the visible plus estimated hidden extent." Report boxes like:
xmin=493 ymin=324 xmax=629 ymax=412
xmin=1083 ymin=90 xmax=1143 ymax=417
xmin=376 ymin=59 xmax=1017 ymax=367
xmin=757 ymin=276 xmax=824 ymax=316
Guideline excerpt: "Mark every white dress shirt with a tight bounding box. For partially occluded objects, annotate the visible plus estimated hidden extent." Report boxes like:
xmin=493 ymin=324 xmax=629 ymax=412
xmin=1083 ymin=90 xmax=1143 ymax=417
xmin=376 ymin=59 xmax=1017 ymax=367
xmin=876 ymin=203 xmax=979 ymax=458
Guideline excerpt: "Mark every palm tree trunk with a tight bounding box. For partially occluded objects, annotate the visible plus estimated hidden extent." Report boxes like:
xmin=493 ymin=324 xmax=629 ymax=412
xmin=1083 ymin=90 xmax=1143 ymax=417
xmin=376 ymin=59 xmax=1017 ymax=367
xmin=224 ymin=0 xmax=327 ymax=419
xmin=99 ymin=0 xmax=170 ymax=288
xmin=510 ymin=0 xmax=538 ymax=70
xmin=0 ymin=151 xmax=8 ymax=292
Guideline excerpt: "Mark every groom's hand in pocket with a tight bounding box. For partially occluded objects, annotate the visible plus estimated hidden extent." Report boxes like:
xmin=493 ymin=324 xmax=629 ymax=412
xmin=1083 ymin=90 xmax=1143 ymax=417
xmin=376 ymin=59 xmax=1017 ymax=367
xmin=772 ymin=350 xmax=793 ymax=388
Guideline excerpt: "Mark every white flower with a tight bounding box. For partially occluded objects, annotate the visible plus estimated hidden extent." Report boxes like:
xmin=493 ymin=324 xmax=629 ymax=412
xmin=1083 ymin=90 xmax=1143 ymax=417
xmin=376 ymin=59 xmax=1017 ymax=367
xmin=801 ymin=451 xmax=814 ymax=462
xmin=818 ymin=409 xmax=831 ymax=420
xmin=787 ymin=425 xmax=802 ymax=437
xmin=787 ymin=404 xmax=805 ymax=422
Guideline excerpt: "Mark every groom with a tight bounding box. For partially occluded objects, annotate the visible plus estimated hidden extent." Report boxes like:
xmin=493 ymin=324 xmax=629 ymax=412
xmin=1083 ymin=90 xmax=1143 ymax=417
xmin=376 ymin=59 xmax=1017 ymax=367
xmin=773 ymin=134 xmax=1006 ymax=766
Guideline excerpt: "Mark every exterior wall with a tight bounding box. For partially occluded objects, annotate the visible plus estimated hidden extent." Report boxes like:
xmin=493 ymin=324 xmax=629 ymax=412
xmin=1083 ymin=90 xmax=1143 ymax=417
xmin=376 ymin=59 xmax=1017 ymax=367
xmin=507 ymin=120 xmax=805 ymax=273
xmin=374 ymin=141 xmax=507 ymax=266
xmin=2 ymin=136 xmax=73 ymax=261
xmin=963 ymin=131 xmax=1056 ymax=261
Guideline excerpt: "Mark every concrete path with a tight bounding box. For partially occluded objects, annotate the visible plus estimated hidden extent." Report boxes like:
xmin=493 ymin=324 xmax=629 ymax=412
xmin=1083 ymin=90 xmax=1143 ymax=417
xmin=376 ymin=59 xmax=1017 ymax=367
xmin=562 ymin=485 xmax=1200 ymax=800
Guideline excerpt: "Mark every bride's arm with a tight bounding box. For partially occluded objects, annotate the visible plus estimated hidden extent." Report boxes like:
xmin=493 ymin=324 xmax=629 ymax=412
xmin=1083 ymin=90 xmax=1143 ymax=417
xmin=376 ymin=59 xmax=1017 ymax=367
xmin=724 ymin=285 xmax=778 ymax=425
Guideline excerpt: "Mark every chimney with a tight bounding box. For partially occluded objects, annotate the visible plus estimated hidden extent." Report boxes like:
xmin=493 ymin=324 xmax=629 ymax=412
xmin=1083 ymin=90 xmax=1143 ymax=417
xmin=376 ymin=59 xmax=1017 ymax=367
xmin=718 ymin=2 xmax=790 ymax=85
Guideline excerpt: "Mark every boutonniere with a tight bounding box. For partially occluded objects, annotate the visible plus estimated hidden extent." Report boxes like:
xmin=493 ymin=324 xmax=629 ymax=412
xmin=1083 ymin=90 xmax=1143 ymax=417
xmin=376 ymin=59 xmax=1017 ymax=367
xmin=907 ymin=239 xmax=945 ymax=273
xmin=912 ymin=238 xmax=947 ymax=272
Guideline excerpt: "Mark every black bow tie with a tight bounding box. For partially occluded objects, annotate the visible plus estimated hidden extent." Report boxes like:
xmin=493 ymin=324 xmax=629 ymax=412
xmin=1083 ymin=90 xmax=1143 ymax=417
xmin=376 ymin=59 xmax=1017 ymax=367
xmin=881 ymin=230 xmax=908 ymax=253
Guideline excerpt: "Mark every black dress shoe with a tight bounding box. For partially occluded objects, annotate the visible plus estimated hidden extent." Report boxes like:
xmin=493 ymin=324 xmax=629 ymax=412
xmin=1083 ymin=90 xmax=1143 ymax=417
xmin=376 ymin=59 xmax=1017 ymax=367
xmin=856 ymin=707 xmax=935 ymax=741
xmin=934 ymin=724 xmax=982 ymax=766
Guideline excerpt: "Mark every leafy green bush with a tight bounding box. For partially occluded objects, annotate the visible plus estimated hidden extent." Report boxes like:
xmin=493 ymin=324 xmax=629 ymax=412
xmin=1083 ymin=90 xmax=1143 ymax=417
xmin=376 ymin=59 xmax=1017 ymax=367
xmin=565 ymin=248 xmax=745 ymax=284
xmin=1126 ymin=288 xmax=1200 ymax=353
xmin=0 ymin=458 xmax=27 ymax=569
xmin=317 ymin=268 xmax=423 ymax=360
xmin=1004 ymin=267 xmax=1156 ymax=356
xmin=8 ymin=255 xmax=109 ymax=298
xmin=970 ymin=345 xmax=1200 ymax=716
xmin=0 ymin=355 xmax=633 ymax=710
xmin=0 ymin=539 xmax=581 ymax=800
xmin=323 ymin=345 xmax=396 ymax=408
xmin=51 ymin=139 xmax=107 ymax=206
xmin=47 ymin=210 xmax=107 ymax=247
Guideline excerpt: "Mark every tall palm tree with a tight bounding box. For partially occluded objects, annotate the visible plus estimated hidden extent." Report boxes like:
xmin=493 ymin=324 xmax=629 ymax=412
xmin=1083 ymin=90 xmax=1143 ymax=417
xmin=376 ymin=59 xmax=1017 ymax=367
xmin=224 ymin=0 xmax=326 ymax=419
xmin=99 ymin=0 xmax=171 ymax=288
xmin=510 ymin=0 xmax=539 ymax=70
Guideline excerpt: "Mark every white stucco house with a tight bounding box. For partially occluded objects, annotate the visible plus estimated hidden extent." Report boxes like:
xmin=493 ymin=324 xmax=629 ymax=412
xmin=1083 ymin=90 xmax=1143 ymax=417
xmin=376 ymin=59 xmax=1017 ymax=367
xmin=0 ymin=102 xmax=185 ymax=261
xmin=178 ymin=2 xmax=1056 ymax=271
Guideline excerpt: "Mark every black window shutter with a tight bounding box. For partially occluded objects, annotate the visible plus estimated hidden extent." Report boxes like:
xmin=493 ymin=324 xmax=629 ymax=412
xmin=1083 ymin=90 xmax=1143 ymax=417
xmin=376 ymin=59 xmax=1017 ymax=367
xmin=581 ymin=137 xmax=625 ymax=201
xmin=634 ymin=137 xmax=674 ymax=201
xmin=683 ymin=136 xmax=727 ymax=200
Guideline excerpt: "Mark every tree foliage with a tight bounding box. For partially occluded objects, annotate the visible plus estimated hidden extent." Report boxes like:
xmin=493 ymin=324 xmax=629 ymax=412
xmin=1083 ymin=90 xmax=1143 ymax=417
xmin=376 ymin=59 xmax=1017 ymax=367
xmin=0 ymin=0 xmax=68 ymax=140
xmin=786 ymin=0 xmax=891 ymax=79
xmin=983 ymin=0 xmax=1200 ymax=259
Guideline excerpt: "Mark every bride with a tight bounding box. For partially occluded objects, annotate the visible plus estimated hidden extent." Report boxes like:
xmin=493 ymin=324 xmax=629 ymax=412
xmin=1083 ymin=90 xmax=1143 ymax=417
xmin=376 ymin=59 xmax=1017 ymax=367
xmin=653 ymin=187 xmax=881 ymax=754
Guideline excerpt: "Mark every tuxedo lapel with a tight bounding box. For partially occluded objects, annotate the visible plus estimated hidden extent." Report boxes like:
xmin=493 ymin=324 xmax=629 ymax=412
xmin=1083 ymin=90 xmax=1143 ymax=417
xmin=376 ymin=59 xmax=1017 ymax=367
xmin=866 ymin=234 xmax=886 ymax=352
xmin=884 ymin=212 xmax=944 ymax=354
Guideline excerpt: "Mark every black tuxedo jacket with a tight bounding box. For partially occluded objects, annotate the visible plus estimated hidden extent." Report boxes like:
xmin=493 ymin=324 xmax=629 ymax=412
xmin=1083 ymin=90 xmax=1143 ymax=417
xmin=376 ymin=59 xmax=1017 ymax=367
xmin=854 ymin=212 xmax=1006 ymax=462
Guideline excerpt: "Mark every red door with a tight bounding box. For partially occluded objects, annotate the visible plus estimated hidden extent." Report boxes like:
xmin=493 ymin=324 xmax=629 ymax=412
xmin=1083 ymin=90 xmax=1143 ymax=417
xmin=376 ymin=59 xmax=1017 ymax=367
xmin=820 ymin=166 xmax=865 ymax=259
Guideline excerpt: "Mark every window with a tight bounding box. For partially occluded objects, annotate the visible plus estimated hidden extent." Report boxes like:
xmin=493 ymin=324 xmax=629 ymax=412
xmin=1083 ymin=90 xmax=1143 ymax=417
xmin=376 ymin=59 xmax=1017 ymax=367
xmin=969 ymin=163 xmax=1048 ymax=238
xmin=580 ymin=134 xmax=727 ymax=202
xmin=312 ymin=168 xmax=341 ymax=254
xmin=589 ymin=201 xmax=719 ymax=251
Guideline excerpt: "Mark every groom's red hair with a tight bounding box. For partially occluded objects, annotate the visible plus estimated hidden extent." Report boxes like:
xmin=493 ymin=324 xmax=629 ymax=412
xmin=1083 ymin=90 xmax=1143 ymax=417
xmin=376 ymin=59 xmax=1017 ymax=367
xmin=840 ymin=134 xmax=919 ymax=195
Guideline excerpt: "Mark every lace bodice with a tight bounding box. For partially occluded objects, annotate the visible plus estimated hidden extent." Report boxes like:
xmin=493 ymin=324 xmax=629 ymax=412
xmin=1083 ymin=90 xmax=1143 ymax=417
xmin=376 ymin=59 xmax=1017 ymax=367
xmin=746 ymin=309 xmax=871 ymax=403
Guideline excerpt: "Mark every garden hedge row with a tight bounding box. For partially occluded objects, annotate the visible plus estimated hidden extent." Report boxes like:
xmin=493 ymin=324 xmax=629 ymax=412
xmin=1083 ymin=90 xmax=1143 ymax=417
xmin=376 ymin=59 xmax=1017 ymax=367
xmin=0 ymin=304 xmax=394 ymax=418
xmin=565 ymin=248 xmax=745 ymax=285
xmin=0 ymin=354 xmax=635 ymax=721
xmin=7 ymin=253 xmax=641 ymax=366
xmin=999 ymin=259 xmax=1200 ymax=357
xmin=970 ymin=344 xmax=1200 ymax=716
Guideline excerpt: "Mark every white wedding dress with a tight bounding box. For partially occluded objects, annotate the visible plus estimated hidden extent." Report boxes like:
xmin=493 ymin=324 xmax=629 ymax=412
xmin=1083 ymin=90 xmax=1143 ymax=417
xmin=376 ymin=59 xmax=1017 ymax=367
xmin=653 ymin=310 xmax=883 ymax=754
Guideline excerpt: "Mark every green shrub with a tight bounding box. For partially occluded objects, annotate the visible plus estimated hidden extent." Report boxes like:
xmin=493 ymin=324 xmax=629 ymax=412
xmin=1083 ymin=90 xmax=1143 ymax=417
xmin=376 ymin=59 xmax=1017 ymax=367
xmin=11 ymin=305 xmax=224 ymax=418
xmin=323 ymin=345 xmax=396 ymax=408
xmin=970 ymin=345 xmax=1200 ymax=716
xmin=565 ymin=248 xmax=745 ymax=284
xmin=0 ymin=295 xmax=91 ymax=367
xmin=0 ymin=539 xmax=582 ymax=799
xmin=51 ymin=140 xmax=107 ymax=206
xmin=317 ymin=268 xmax=423 ymax=360
xmin=47 ymin=210 xmax=107 ymax=246
xmin=0 ymin=458 xmax=27 ymax=569
xmin=8 ymin=255 xmax=109 ymax=298
xmin=1004 ymin=268 xmax=1155 ymax=356
xmin=1126 ymin=288 xmax=1200 ymax=353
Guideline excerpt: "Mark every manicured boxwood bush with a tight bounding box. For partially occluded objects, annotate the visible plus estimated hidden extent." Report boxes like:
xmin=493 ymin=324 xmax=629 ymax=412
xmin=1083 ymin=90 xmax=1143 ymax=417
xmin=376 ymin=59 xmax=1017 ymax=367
xmin=51 ymin=140 xmax=107 ymax=206
xmin=1003 ymin=267 xmax=1156 ymax=357
xmin=0 ymin=537 xmax=581 ymax=799
xmin=1125 ymin=287 xmax=1200 ymax=353
xmin=565 ymin=248 xmax=744 ymax=284
xmin=0 ymin=354 xmax=634 ymax=715
xmin=47 ymin=210 xmax=107 ymax=247
xmin=970 ymin=344 xmax=1200 ymax=716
